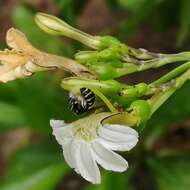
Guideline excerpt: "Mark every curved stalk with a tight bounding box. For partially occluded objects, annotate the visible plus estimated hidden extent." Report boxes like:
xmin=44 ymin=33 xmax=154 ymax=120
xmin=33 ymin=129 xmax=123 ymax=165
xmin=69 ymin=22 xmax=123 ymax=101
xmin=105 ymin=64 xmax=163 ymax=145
xmin=152 ymin=61 xmax=190 ymax=86
xmin=116 ymin=52 xmax=190 ymax=77
xmin=148 ymin=67 xmax=190 ymax=115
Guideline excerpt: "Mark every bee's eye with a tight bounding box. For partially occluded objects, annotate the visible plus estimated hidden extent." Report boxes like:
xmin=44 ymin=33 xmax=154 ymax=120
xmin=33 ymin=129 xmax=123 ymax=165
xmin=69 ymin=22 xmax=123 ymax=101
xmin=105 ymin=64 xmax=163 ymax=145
xmin=68 ymin=88 xmax=95 ymax=115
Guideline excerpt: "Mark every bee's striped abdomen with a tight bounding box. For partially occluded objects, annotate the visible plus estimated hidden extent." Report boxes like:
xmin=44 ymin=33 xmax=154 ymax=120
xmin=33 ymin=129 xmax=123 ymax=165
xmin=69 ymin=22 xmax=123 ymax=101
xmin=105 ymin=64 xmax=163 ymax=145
xmin=68 ymin=88 xmax=95 ymax=115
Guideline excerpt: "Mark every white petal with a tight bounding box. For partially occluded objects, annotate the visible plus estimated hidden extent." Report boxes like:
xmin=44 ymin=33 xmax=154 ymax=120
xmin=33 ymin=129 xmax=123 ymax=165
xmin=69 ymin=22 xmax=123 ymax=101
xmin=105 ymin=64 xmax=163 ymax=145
xmin=62 ymin=141 xmax=75 ymax=169
xmin=50 ymin=120 xmax=73 ymax=145
xmin=92 ymin=141 xmax=128 ymax=172
xmin=73 ymin=141 xmax=101 ymax=184
xmin=98 ymin=124 xmax=138 ymax=151
xmin=100 ymin=124 xmax=138 ymax=138
xmin=98 ymin=138 xmax=138 ymax=152
xmin=50 ymin=119 xmax=65 ymax=128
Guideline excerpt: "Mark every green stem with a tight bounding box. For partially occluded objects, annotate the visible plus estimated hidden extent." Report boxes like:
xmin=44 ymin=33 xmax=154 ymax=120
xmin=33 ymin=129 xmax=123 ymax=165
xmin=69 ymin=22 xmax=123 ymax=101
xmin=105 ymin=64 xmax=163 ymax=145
xmin=152 ymin=61 xmax=190 ymax=85
xmin=117 ymin=52 xmax=190 ymax=77
xmin=148 ymin=68 xmax=190 ymax=115
xmin=89 ymin=87 xmax=117 ymax=113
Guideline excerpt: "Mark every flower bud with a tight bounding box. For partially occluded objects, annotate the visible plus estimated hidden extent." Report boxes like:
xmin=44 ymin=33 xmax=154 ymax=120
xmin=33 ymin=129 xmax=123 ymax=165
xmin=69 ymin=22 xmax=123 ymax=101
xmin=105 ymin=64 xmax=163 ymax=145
xmin=61 ymin=77 xmax=122 ymax=96
xmin=129 ymin=100 xmax=151 ymax=124
xmin=116 ymin=88 xmax=137 ymax=107
xmin=99 ymin=48 xmax=119 ymax=61
xmin=135 ymin=83 xmax=148 ymax=96
xmin=91 ymin=63 xmax=117 ymax=80
xmin=99 ymin=36 xmax=121 ymax=49
xmin=75 ymin=51 xmax=98 ymax=64
xmin=98 ymin=36 xmax=129 ymax=54
xmin=35 ymin=13 xmax=101 ymax=49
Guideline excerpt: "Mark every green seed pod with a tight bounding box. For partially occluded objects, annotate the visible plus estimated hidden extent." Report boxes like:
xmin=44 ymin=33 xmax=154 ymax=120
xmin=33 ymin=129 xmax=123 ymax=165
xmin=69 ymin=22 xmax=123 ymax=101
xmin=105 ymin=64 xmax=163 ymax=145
xmin=135 ymin=83 xmax=148 ymax=96
xmin=116 ymin=95 xmax=135 ymax=107
xmin=91 ymin=63 xmax=117 ymax=80
xmin=122 ymin=88 xmax=138 ymax=99
xmin=129 ymin=100 xmax=151 ymax=124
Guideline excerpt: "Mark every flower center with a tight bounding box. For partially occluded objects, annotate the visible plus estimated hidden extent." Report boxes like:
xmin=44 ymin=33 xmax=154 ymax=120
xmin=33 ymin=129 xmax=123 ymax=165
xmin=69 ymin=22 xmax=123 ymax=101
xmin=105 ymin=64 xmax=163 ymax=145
xmin=73 ymin=127 xmax=97 ymax=141
xmin=71 ymin=113 xmax=111 ymax=141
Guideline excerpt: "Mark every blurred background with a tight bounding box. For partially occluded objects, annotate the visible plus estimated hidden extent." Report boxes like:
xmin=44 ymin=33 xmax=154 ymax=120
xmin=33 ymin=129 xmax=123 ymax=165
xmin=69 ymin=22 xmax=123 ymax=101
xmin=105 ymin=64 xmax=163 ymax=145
xmin=0 ymin=0 xmax=190 ymax=190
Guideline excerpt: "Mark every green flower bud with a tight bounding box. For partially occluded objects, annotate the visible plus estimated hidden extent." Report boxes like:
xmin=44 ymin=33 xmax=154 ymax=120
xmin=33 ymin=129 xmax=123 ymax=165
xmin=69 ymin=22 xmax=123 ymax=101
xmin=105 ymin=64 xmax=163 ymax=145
xmin=61 ymin=77 xmax=122 ymax=95
xmin=35 ymin=13 xmax=101 ymax=49
xmin=129 ymin=100 xmax=151 ymax=124
xmin=119 ymin=44 xmax=129 ymax=54
xmin=91 ymin=63 xmax=117 ymax=80
xmin=98 ymin=36 xmax=129 ymax=54
xmin=103 ymin=80 xmax=122 ymax=93
xmin=116 ymin=96 xmax=135 ymax=107
xmin=122 ymin=88 xmax=138 ymax=99
xmin=99 ymin=48 xmax=119 ymax=61
xmin=135 ymin=83 xmax=148 ymax=96
xmin=108 ymin=60 xmax=123 ymax=68
xmin=75 ymin=51 xmax=98 ymax=64
xmin=99 ymin=36 xmax=121 ymax=49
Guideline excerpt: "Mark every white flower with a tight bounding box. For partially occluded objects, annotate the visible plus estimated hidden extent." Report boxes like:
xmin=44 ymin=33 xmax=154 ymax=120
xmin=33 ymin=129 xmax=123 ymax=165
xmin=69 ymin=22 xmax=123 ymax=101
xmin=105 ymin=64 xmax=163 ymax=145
xmin=50 ymin=113 xmax=138 ymax=184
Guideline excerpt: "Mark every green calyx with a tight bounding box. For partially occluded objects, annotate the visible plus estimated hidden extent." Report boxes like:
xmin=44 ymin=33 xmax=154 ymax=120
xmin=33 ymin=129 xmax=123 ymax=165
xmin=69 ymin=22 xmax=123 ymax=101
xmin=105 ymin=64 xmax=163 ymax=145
xmin=129 ymin=100 xmax=151 ymax=125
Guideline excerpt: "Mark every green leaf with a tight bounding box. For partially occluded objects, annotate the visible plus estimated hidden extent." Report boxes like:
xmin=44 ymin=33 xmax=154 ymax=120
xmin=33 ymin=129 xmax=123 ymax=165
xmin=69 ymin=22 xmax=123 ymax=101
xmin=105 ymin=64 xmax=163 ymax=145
xmin=147 ymin=155 xmax=190 ymax=190
xmin=56 ymin=0 xmax=87 ymax=25
xmin=117 ymin=0 xmax=152 ymax=13
xmin=177 ymin=0 xmax=190 ymax=47
xmin=0 ymin=139 xmax=70 ymax=190
xmin=0 ymin=72 xmax=75 ymax=133
xmin=84 ymin=171 xmax=133 ymax=190
xmin=145 ymin=80 xmax=190 ymax=148
xmin=0 ymin=101 xmax=25 ymax=129
xmin=148 ymin=0 xmax=180 ymax=32
xmin=111 ymin=0 xmax=157 ymax=40
xmin=12 ymin=73 xmax=75 ymax=133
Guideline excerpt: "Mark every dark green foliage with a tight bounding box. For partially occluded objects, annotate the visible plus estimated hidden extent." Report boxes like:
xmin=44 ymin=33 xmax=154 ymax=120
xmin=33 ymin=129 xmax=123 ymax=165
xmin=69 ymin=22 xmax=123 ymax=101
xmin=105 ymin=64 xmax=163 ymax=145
xmin=147 ymin=155 xmax=190 ymax=190
xmin=0 ymin=1 xmax=190 ymax=190
xmin=0 ymin=139 xmax=70 ymax=190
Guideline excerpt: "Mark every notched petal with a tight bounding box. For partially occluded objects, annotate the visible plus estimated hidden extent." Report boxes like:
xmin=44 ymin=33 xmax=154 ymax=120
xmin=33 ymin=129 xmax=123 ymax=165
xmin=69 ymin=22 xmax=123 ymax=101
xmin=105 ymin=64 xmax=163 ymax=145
xmin=6 ymin=28 xmax=38 ymax=53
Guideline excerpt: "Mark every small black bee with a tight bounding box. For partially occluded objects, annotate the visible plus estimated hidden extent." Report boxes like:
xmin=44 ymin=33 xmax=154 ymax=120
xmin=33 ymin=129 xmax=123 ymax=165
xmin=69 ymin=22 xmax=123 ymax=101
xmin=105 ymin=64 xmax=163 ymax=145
xmin=68 ymin=88 xmax=95 ymax=115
